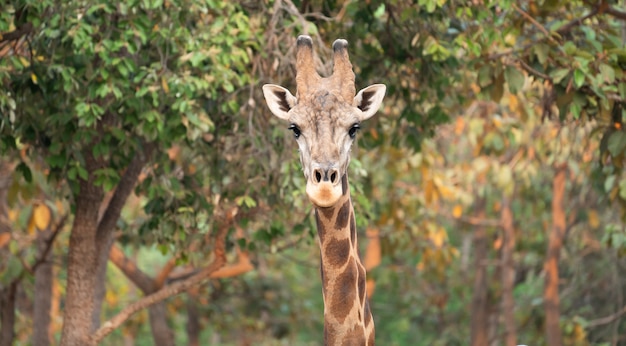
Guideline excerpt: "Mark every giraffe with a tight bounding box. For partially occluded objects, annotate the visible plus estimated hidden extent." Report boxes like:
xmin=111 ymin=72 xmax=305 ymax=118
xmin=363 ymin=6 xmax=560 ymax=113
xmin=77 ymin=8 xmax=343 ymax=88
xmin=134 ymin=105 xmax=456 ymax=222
xmin=262 ymin=35 xmax=386 ymax=345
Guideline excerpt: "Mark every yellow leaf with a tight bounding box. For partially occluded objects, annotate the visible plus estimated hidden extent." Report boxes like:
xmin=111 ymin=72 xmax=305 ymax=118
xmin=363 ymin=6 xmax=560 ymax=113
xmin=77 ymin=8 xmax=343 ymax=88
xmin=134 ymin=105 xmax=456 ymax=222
xmin=8 ymin=209 xmax=18 ymax=222
xmin=31 ymin=73 xmax=38 ymax=84
xmin=27 ymin=215 xmax=36 ymax=235
xmin=19 ymin=57 xmax=30 ymax=67
xmin=33 ymin=203 xmax=52 ymax=231
xmin=588 ymin=209 xmax=599 ymax=229
xmin=452 ymin=205 xmax=463 ymax=218
xmin=161 ymin=76 xmax=169 ymax=93
xmin=430 ymin=227 xmax=448 ymax=248
xmin=55 ymin=200 xmax=65 ymax=215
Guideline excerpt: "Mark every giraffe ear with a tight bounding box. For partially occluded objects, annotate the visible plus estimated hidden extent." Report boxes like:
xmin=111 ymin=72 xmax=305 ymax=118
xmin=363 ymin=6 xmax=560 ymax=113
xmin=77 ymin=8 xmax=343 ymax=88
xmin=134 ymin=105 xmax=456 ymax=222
xmin=354 ymin=84 xmax=386 ymax=121
xmin=262 ymin=84 xmax=297 ymax=121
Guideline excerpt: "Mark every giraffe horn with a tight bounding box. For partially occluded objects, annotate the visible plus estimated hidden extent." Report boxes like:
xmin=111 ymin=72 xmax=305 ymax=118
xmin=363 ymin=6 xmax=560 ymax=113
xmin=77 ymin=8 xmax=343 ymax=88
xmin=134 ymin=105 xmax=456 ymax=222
xmin=331 ymin=39 xmax=356 ymax=102
xmin=295 ymin=35 xmax=321 ymax=97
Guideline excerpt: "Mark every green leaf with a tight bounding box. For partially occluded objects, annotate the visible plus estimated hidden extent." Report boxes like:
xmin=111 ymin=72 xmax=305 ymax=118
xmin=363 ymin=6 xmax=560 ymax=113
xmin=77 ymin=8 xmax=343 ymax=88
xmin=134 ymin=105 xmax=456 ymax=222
xmin=599 ymin=64 xmax=615 ymax=84
xmin=573 ymin=69 xmax=585 ymax=88
xmin=550 ymin=68 xmax=570 ymax=84
xmin=605 ymin=174 xmax=616 ymax=193
xmin=374 ymin=3 xmax=386 ymax=18
xmin=505 ymin=66 xmax=524 ymax=94
xmin=608 ymin=131 xmax=626 ymax=157
xmin=533 ymin=43 xmax=549 ymax=66
xmin=16 ymin=162 xmax=32 ymax=183
xmin=477 ymin=65 xmax=492 ymax=87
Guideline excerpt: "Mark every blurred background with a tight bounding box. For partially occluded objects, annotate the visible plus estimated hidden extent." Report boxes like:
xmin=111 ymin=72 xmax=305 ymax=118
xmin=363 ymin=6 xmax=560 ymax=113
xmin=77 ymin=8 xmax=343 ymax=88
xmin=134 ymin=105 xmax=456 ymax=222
xmin=1 ymin=0 xmax=626 ymax=345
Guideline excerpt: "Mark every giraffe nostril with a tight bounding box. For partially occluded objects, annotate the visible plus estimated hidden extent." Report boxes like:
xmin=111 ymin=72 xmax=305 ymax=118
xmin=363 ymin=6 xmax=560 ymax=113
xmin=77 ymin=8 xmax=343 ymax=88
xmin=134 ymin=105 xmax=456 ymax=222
xmin=315 ymin=170 xmax=322 ymax=183
xmin=330 ymin=171 xmax=337 ymax=184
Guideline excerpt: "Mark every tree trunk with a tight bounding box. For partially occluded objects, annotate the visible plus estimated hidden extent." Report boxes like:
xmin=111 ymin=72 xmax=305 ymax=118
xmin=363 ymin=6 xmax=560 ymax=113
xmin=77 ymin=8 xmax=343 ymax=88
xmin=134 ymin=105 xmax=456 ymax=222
xmin=470 ymin=199 xmax=489 ymax=346
xmin=91 ymin=234 xmax=114 ymax=331
xmin=33 ymin=228 xmax=54 ymax=346
xmin=60 ymin=182 xmax=102 ymax=346
xmin=544 ymin=163 xmax=567 ymax=346
xmin=148 ymin=303 xmax=176 ymax=346
xmin=91 ymin=144 xmax=154 ymax=332
xmin=500 ymin=195 xmax=517 ymax=346
xmin=0 ymin=163 xmax=14 ymax=346
xmin=0 ymin=282 xmax=17 ymax=346
xmin=186 ymin=293 xmax=200 ymax=346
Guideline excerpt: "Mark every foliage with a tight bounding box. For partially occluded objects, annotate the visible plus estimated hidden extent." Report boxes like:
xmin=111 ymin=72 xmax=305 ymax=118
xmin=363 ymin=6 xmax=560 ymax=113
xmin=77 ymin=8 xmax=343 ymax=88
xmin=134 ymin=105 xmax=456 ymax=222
xmin=1 ymin=0 xmax=626 ymax=345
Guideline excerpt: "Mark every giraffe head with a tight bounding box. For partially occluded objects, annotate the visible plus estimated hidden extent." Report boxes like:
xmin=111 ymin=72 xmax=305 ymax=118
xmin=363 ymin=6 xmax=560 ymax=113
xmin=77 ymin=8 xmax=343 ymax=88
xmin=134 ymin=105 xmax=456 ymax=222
xmin=263 ymin=36 xmax=386 ymax=208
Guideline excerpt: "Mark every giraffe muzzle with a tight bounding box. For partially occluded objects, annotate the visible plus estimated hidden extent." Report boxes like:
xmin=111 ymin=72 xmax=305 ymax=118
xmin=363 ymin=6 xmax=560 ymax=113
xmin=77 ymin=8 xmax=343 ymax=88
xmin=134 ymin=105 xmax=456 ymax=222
xmin=306 ymin=165 xmax=343 ymax=208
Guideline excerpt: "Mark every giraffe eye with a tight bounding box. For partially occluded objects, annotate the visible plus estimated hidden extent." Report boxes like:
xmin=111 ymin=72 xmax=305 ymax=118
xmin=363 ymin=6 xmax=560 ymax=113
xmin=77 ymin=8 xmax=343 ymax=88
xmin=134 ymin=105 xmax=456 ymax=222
xmin=288 ymin=124 xmax=301 ymax=139
xmin=348 ymin=124 xmax=360 ymax=139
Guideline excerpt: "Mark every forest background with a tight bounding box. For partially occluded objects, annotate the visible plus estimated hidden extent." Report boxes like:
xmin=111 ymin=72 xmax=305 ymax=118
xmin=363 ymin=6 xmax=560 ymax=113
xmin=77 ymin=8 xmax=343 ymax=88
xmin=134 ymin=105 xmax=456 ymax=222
xmin=1 ymin=0 xmax=626 ymax=345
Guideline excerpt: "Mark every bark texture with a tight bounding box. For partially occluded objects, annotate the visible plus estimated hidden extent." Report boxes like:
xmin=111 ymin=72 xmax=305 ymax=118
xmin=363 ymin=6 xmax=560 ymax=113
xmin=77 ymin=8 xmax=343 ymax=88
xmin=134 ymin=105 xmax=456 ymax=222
xmin=33 ymin=228 xmax=54 ymax=346
xmin=0 ymin=283 xmax=17 ymax=346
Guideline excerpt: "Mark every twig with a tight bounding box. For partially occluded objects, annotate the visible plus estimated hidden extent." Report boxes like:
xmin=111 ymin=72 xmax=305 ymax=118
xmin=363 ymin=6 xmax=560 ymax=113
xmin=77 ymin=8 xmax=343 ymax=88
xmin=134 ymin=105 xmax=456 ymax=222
xmin=512 ymin=4 xmax=558 ymax=44
xmin=440 ymin=212 xmax=502 ymax=227
xmin=518 ymin=59 xmax=550 ymax=81
xmin=30 ymin=214 xmax=68 ymax=273
xmin=555 ymin=5 xmax=602 ymax=36
xmin=587 ymin=305 xmax=626 ymax=327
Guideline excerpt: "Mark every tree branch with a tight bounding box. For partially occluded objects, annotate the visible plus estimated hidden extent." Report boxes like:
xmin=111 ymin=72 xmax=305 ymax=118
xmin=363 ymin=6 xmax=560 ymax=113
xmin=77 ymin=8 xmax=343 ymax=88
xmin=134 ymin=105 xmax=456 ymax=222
xmin=512 ymin=4 xmax=558 ymax=44
xmin=587 ymin=305 xmax=626 ymax=327
xmin=89 ymin=224 xmax=229 ymax=345
xmin=95 ymin=142 xmax=155 ymax=246
xmin=0 ymin=23 xmax=33 ymax=43
xmin=555 ymin=3 xmax=602 ymax=36
xmin=108 ymin=244 xmax=155 ymax=293
xmin=153 ymin=257 xmax=178 ymax=290
xmin=605 ymin=6 xmax=626 ymax=20
xmin=29 ymin=214 xmax=68 ymax=273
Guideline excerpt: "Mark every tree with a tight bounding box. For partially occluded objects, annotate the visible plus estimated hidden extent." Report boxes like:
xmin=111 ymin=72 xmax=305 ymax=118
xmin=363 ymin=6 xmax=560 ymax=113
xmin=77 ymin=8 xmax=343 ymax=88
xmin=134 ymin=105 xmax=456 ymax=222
xmin=1 ymin=0 xmax=255 ymax=343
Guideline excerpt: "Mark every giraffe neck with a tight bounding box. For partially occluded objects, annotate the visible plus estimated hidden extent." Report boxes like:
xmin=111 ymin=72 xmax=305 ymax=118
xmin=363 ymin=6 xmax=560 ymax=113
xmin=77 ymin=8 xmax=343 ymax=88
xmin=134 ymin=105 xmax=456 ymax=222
xmin=314 ymin=174 xmax=374 ymax=346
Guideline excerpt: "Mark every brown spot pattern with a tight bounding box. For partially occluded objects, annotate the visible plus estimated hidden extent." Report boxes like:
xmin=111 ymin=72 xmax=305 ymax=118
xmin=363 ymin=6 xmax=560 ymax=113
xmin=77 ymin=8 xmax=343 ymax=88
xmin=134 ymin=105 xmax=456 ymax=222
xmin=335 ymin=200 xmax=350 ymax=230
xmin=341 ymin=174 xmax=348 ymax=195
xmin=330 ymin=262 xmax=358 ymax=323
xmin=324 ymin=238 xmax=350 ymax=268
xmin=315 ymin=210 xmax=325 ymax=244
xmin=319 ymin=206 xmax=334 ymax=221
xmin=324 ymin=320 xmax=336 ymax=345
xmin=342 ymin=325 xmax=366 ymax=345
xmin=357 ymin=263 xmax=366 ymax=304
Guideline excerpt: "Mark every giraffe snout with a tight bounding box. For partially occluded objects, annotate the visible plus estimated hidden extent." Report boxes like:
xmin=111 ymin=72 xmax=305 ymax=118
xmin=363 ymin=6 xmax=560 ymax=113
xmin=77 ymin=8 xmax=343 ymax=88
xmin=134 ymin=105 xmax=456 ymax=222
xmin=312 ymin=166 xmax=340 ymax=185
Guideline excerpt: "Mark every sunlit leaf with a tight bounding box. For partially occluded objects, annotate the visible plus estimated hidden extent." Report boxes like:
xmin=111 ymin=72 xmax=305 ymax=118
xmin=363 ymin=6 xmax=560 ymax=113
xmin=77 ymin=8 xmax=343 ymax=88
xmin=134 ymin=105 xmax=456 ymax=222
xmin=505 ymin=66 xmax=524 ymax=94
xmin=33 ymin=203 xmax=52 ymax=231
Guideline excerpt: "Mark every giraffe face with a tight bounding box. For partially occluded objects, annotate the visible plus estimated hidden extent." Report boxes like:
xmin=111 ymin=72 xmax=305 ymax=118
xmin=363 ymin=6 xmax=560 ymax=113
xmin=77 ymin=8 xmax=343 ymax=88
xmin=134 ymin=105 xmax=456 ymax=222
xmin=263 ymin=84 xmax=386 ymax=208
xmin=289 ymin=91 xmax=360 ymax=207
xmin=262 ymin=36 xmax=385 ymax=208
